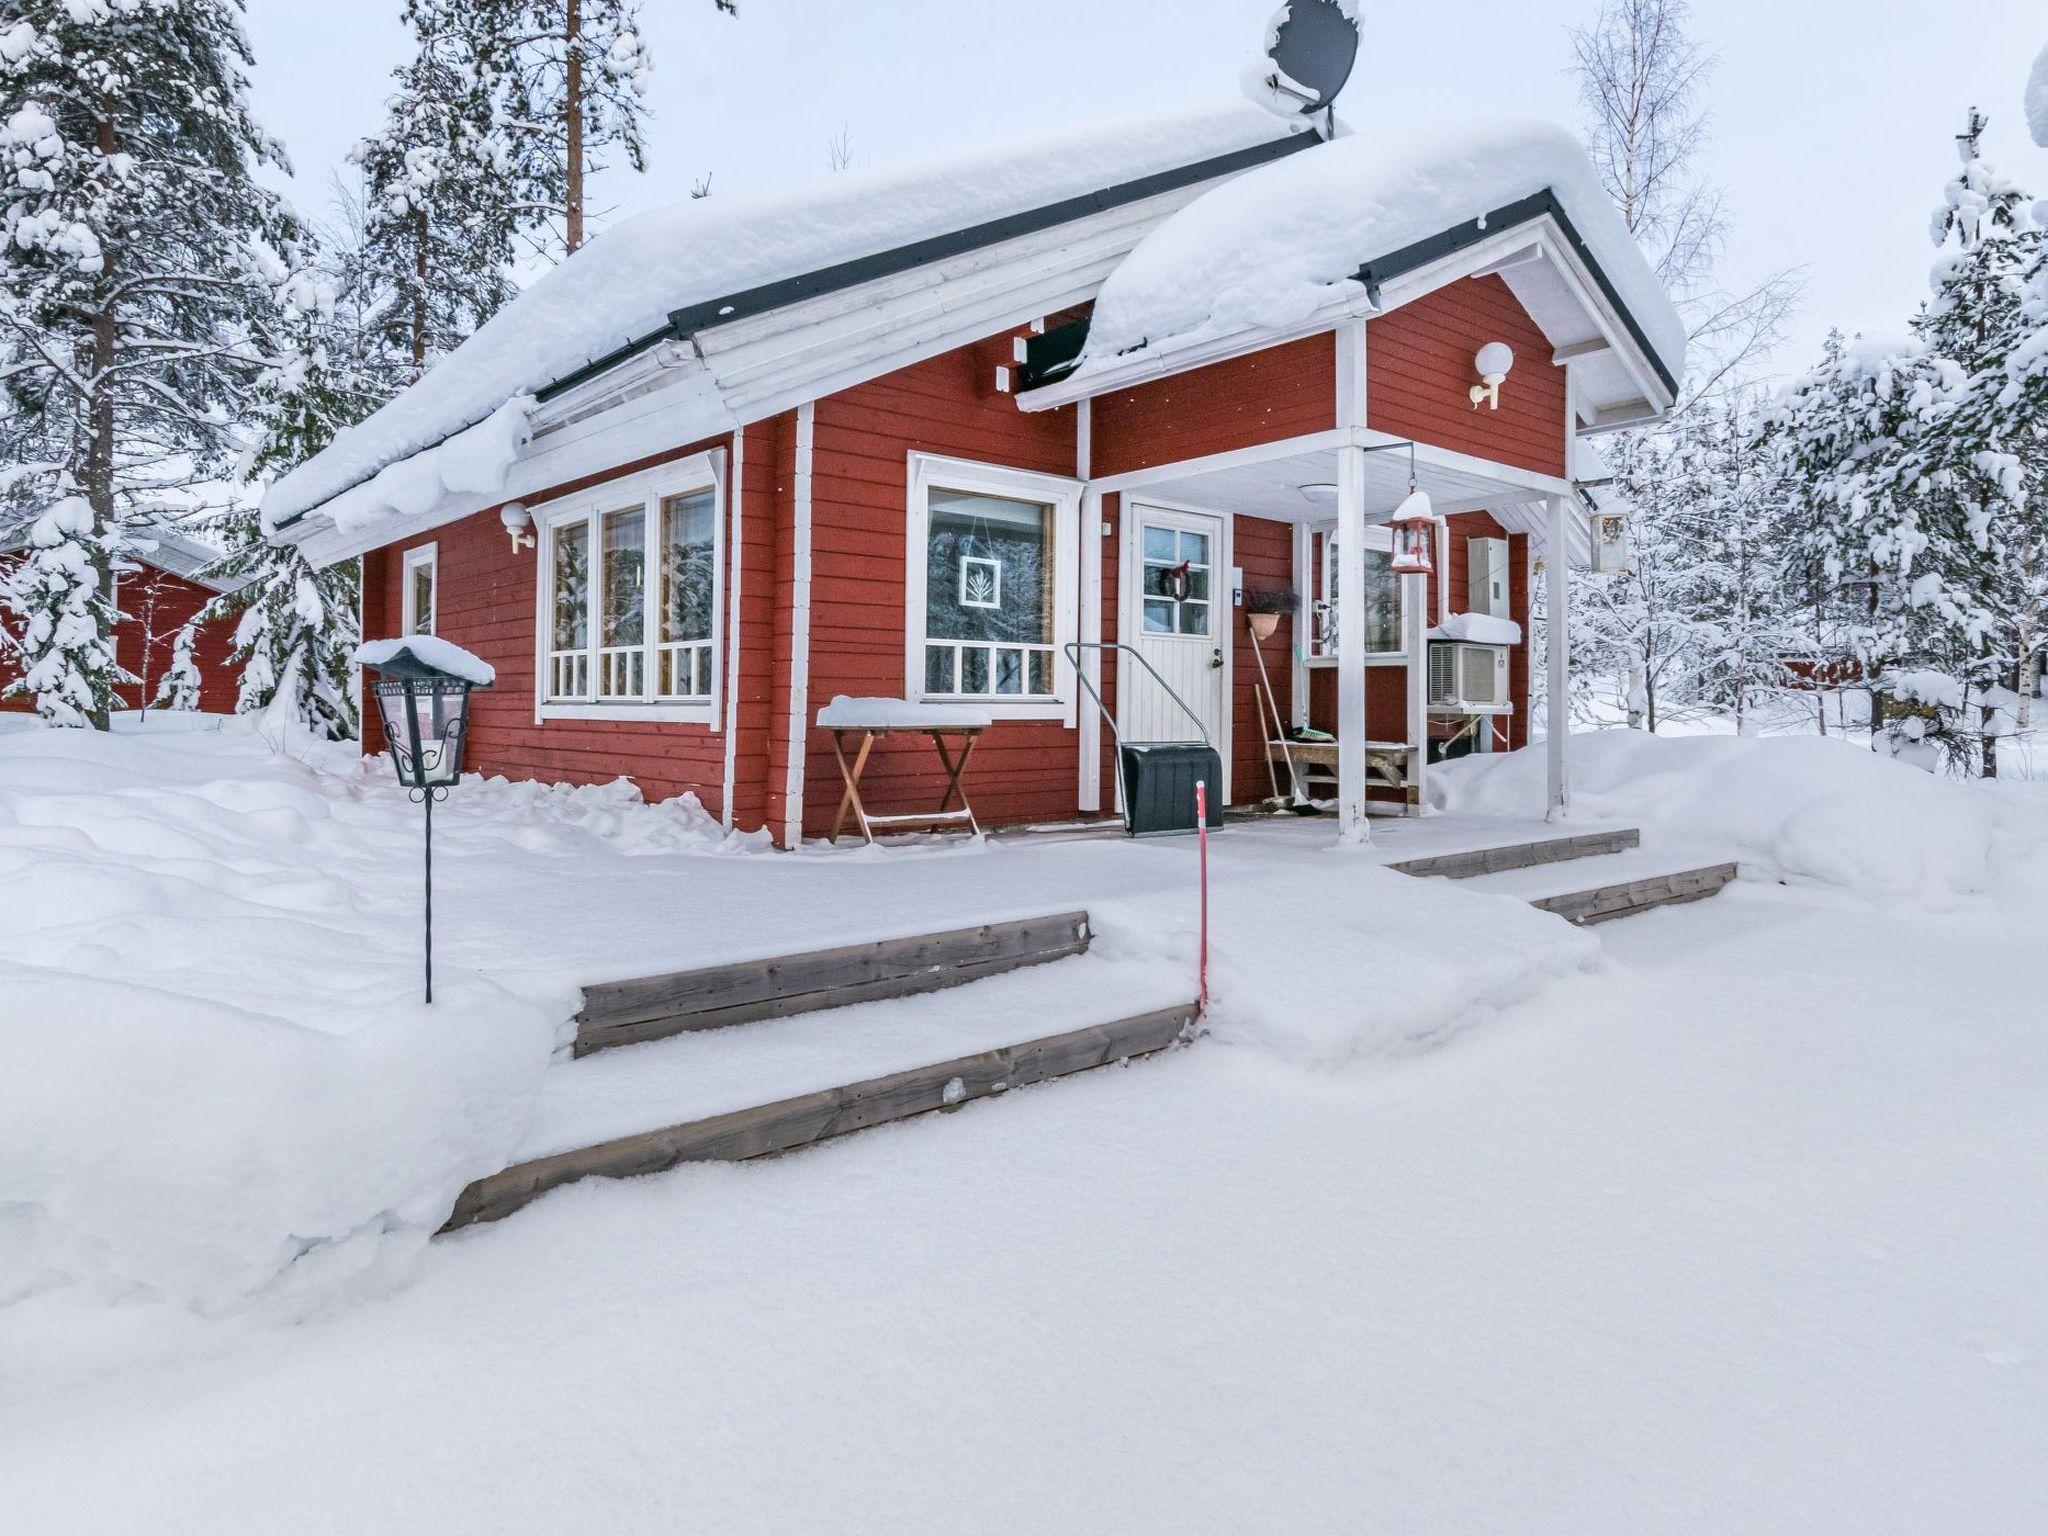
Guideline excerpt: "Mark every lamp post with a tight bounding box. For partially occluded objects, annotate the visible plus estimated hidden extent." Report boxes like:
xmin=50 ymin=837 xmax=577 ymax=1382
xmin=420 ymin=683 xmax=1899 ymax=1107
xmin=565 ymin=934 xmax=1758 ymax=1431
xmin=358 ymin=641 xmax=489 ymax=1003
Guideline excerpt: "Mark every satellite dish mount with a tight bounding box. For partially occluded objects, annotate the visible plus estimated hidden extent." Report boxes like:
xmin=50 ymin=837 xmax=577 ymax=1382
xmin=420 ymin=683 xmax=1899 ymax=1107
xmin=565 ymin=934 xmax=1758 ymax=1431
xmin=1260 ymin=0 xmax=1360 ymax=136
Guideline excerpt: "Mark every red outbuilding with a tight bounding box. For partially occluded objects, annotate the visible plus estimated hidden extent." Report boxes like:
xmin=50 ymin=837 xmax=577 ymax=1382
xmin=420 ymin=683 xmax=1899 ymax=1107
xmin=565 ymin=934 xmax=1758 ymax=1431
xmin=1 ymin=523 xmax=243 ymax=717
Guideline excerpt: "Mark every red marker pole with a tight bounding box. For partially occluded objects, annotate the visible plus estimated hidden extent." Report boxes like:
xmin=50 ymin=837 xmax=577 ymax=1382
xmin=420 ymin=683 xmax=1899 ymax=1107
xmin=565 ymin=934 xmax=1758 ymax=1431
xmin=1195 ymin=779 xmax=1210 ymax=1016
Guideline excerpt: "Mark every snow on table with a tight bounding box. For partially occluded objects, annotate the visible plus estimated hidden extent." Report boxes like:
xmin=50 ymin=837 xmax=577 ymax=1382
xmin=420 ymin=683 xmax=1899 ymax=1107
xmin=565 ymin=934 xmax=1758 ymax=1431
xmin=816 ymin=696 xmax=993 ymax=731
xmin=354 ymin=635 xmax=498 ymax=687
xmin=1428 ymin=612 xmax=1522 ymax=646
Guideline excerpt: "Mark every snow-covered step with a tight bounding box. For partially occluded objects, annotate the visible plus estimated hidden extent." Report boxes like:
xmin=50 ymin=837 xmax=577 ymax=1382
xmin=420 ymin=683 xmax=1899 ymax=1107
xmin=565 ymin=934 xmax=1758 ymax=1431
xmin=573 ymin=910 xmax=1093 ymax=1056
xmin=1452 ymin=843 xmax=1739 ymax=925
xmin=450 ymin=952 xmax=1198 ymax=1230
xmin=1384 ymin=825 xmax=1641 ymax=881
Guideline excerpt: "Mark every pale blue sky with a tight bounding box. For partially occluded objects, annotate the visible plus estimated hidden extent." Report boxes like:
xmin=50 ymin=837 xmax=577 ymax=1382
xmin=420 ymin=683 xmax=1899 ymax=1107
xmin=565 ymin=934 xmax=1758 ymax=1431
xmin=244 ymin=0 xmax=2048 ymax=379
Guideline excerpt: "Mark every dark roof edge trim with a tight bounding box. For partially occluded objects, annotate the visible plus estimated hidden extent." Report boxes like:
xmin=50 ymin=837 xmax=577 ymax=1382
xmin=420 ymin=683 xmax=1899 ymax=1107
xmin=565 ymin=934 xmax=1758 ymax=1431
xmin=275 ymin=130 xmax=1318 ymax=535
xmin=1353 ymin=188 xmax=1681 ymax=399
xmin=1024 ymin=187 xmax=1682 ymax=401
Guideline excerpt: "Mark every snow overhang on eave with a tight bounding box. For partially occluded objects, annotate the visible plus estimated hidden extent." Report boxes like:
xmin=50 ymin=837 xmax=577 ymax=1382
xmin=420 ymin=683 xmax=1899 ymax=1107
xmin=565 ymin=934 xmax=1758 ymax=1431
xmin=266 ymin=127 xmax=1324 ymax=553
xmin=1013 ymin=188 xmax=1682 ymax=426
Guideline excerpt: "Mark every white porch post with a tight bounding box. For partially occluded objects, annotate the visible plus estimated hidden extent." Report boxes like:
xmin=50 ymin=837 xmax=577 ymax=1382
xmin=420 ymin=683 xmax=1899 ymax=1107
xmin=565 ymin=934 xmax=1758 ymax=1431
xmin=1336 ymin=442 xmax=1370 ymax=841
xmin=1546 ymin=492 xmax=1571 ymax=821
xmin=1290 ymin=522 xmax=1312 ymax=728
xmin=1402 ymin=567 xmax=1427 ymax=817
xmin=1076 ymin=398 xmax=1102 ymax=815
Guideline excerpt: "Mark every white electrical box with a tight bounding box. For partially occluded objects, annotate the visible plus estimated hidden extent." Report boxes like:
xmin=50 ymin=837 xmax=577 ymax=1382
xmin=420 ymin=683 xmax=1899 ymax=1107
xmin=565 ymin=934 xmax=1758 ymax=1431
xmin=1468 ymin=536 xmax=1510 ymax=618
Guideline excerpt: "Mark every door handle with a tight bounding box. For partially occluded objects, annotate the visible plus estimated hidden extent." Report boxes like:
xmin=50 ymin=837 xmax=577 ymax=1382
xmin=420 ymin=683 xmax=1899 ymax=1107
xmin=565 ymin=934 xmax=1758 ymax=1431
xmin=1211 ymin=648 xmax=1225 ymax=669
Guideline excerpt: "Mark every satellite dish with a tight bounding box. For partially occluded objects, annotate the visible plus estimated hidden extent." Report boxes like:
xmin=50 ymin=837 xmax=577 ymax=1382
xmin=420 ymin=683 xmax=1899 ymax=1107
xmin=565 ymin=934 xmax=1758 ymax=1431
xmin=1265 ymin=0 xmax=1360 ymax=117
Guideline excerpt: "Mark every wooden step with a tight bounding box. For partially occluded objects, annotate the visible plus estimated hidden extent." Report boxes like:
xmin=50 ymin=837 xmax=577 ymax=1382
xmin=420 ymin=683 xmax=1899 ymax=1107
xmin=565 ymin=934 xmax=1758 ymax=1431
xmin=1529 ymin=862 xmax=1739 ymax=926
xmin=449 ymin=1001 xmax=1201 ymax=1230
xmin=1386 ymin=827 xmax=1642 ymax=881
xmin=573 ymin=910 xmax=1093 ymax=1057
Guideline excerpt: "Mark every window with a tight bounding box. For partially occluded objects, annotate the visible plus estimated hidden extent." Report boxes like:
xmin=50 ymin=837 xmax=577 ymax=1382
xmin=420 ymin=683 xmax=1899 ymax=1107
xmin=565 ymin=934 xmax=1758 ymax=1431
xmin=1140 ymin=524 xmax=1213 ymax=637
xmin=538 ymin=459 xmax=724 ymax=720
xmin=1314 ymin=528 xmax=1403 ymax=659
xmin=403 ymin=544 xmax=437 ymax=636
xmin=906 ymin=455 xmax=1080 ymax=716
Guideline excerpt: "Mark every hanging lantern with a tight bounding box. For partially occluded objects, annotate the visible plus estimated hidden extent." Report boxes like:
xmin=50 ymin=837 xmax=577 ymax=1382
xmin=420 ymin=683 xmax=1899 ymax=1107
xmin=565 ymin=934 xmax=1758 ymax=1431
xmin=1589 ymin=509 xmax=1632 ymax=575
xmin=1388 ymin=486 xmax=1435 ymax=577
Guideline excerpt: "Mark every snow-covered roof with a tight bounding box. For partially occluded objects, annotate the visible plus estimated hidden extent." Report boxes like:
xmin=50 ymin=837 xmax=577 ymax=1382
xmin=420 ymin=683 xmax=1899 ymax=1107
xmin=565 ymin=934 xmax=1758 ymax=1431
xmin=1075 ymin=119 xmax=1686 ymax=392
xmin=0 ymin=519 xmax=239 ymax=593
xmin=264 ymin=101 xmax=1310 ymax=535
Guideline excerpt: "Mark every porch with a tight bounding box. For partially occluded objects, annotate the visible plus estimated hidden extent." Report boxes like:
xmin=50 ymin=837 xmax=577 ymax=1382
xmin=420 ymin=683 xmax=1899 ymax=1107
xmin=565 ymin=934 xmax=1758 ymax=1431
xmin=1071 ymin=408 xmax=1581 ymax=843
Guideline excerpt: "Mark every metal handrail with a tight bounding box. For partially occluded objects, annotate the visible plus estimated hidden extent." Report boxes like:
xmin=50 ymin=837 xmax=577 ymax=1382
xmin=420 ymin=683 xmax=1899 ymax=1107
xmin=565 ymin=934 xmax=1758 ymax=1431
xmin=1064 ymin=641 xmax=1214 ymax=824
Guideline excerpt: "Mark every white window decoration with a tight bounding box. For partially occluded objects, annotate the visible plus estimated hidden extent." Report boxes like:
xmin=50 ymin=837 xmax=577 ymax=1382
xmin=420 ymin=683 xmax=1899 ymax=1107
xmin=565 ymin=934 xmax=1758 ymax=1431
xmin=959 ymin=555 xmax=1003 ymax=611
xmin=535 ymin=457 xmax=725 ymax=722
xmin=906 ymin=453 xmax=1081 ymax=719
xmin=402 ymin=543 xmax=438 ymax=636
xmin=1313 ymin=526 xmax=1404 ymax=660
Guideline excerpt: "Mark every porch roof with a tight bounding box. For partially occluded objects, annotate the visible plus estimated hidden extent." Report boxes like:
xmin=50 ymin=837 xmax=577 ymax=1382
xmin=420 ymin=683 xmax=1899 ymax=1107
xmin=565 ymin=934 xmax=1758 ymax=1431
xmin=1101 ymin=432 xmax=1593 ymax=564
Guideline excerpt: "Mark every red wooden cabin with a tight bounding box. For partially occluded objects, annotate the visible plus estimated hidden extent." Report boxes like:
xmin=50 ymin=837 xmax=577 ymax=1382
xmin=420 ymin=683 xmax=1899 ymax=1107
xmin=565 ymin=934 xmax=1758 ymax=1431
xmin=267 ymin=103 xmax=1681 ymax=845
xmin=1 ymin=524 xmax=241 ymax=717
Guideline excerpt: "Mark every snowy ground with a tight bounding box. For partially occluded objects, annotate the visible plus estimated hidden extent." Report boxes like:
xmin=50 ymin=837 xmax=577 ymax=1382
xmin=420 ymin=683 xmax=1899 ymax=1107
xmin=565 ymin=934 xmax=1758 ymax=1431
xmin=4 ymin=715 xmax=2044 ymax=1531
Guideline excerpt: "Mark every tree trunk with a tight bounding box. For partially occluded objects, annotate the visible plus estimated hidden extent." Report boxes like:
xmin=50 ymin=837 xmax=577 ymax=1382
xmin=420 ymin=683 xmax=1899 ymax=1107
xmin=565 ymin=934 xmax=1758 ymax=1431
xmin=411 ymin=207 xmax=429 ymax=380
xmin=84 ymin=111 xmax=121 ymax=732
xmin=564 ymin=0 xmax=584 ymax=254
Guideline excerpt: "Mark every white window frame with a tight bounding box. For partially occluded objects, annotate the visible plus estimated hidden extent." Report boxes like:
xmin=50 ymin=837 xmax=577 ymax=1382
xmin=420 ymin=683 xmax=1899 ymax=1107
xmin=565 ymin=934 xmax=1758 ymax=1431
xmin=531 ymin=453 xmax=726 ymax=725
xmin=1306 ymin=522 xmax=1405 ymax=668
xmin=402 ymin=543 xmax=438 ymax=637
xmin=905 ymin=451 xmax=1081 ymax=723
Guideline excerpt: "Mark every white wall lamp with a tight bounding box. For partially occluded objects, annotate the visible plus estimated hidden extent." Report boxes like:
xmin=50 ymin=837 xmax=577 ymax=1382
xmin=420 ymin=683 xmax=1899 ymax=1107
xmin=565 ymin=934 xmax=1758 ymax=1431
xmin=1469 ymin=342 xmax=1516 ymax=410
xmin=500 ymin=501 xmax=535 ymax=554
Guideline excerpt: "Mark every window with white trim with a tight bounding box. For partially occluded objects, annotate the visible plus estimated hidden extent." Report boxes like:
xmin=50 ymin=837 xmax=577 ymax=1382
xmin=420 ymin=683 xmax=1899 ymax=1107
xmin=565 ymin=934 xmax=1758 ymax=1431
xmin=906 ymin=455 xmax=1080 ymax=715
xmin=402 ymin=544 xmax=437 ymax=636
xmin=538 ymin=460 xmax=723 ymax=719
xmin=1313 ymin=526 xmax=1403 ymax=659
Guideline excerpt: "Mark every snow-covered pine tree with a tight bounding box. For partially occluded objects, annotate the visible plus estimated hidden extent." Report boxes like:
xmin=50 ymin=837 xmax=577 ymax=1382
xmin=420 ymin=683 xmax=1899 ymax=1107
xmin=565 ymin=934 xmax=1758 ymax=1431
xmin=491 ymin=0 xmax=736 ymax=257
xmin=153 ymin=621 xmax=202 ymax=714
xmin=1905 ymin=110 xmax=2043 ymax=774
xmin=0 ymin=0 xmax=307 ymax=727
xmin=353 ymin=0 xmax=522 ymax=382
xmin=1767 ymin=330 xmax=1973 ymax=763
xmin=194 ymin=225 xmax=394 ymax=741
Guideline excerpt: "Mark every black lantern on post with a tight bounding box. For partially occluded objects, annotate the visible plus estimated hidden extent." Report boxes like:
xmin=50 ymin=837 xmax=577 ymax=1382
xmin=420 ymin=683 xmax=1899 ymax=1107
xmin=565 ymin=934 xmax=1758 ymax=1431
xmin=357 ymin=640 xmax=491 ymax=1003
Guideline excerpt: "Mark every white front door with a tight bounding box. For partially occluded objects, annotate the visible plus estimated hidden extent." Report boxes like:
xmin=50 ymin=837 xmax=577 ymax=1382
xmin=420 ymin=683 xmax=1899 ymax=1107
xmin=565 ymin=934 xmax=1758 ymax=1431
xmin=1123 ymin=504 xmax=1229 ymax=779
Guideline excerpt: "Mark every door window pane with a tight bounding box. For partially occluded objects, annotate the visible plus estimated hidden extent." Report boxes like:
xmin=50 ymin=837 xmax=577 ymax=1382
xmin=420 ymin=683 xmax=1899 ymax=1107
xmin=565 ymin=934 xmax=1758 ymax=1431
xmin=1141 ymin=520 xmax=1215 ymax=640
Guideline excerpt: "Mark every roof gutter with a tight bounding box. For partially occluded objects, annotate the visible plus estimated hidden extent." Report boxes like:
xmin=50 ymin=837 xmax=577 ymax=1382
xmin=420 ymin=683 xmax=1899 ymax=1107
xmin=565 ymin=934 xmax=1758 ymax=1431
xmin=271 ymin=128 xmax=1323 ymax=537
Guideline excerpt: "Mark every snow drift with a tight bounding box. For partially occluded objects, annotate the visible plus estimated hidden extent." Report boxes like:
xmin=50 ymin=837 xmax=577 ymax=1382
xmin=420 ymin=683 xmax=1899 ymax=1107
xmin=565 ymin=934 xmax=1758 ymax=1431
xmin=0 ymin=719 xmax=763 ymax=1314
xmin=1431 ymin=731 xmax=1995 ymax=901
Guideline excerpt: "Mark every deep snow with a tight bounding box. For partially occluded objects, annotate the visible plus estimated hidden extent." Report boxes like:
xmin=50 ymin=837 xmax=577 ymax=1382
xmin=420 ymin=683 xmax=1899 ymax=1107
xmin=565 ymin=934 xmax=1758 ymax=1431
xmin=0 ymin=715 xmax=1591 ymax=1314
xmin=5 ymin=840 xmax=2046 ymax=1534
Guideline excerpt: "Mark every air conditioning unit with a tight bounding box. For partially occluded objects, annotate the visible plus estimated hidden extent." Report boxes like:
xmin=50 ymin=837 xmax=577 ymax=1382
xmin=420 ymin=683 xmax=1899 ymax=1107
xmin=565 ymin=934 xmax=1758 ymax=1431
xmin=1428 ymin=641 xmax=1512 ymax=714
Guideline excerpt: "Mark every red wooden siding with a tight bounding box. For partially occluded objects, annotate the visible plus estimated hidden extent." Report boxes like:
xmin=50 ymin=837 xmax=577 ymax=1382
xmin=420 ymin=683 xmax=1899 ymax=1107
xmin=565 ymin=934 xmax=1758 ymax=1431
xmin=360 ymin=433 xmax=740 ymax=814
xmin=1229 ymin=514 xmax=1297 ymax=804
xmin=1368 ymin=276 xmax=1567 ymax=479
xmin=0 ymin=557 xmax=236 ymax=715
xmin=797 ymin=341 xmax=1082 ymax=836
xmin=1092 ymin=332 xmax=1336 ymax=479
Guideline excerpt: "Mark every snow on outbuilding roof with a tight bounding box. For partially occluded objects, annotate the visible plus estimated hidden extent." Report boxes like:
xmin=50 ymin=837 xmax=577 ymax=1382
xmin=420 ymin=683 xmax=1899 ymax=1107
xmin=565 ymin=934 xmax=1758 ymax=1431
xmin=1075 ymin=118 xmax=1687 ymax=393
xmin=263 ymin=101 xmax=1311 ymax=535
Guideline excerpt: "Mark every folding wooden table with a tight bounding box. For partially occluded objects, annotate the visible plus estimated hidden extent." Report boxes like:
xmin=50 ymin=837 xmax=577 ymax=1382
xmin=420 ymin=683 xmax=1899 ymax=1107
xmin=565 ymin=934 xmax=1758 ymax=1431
xmin=818 ymin=699 xmax=993 ymax=845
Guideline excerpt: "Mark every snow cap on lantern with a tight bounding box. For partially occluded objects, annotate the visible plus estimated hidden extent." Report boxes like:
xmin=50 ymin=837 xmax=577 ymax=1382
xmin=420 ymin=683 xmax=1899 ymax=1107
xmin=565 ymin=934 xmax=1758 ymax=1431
xmin=1389 ymin=486 xmax=1435 ymax=576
